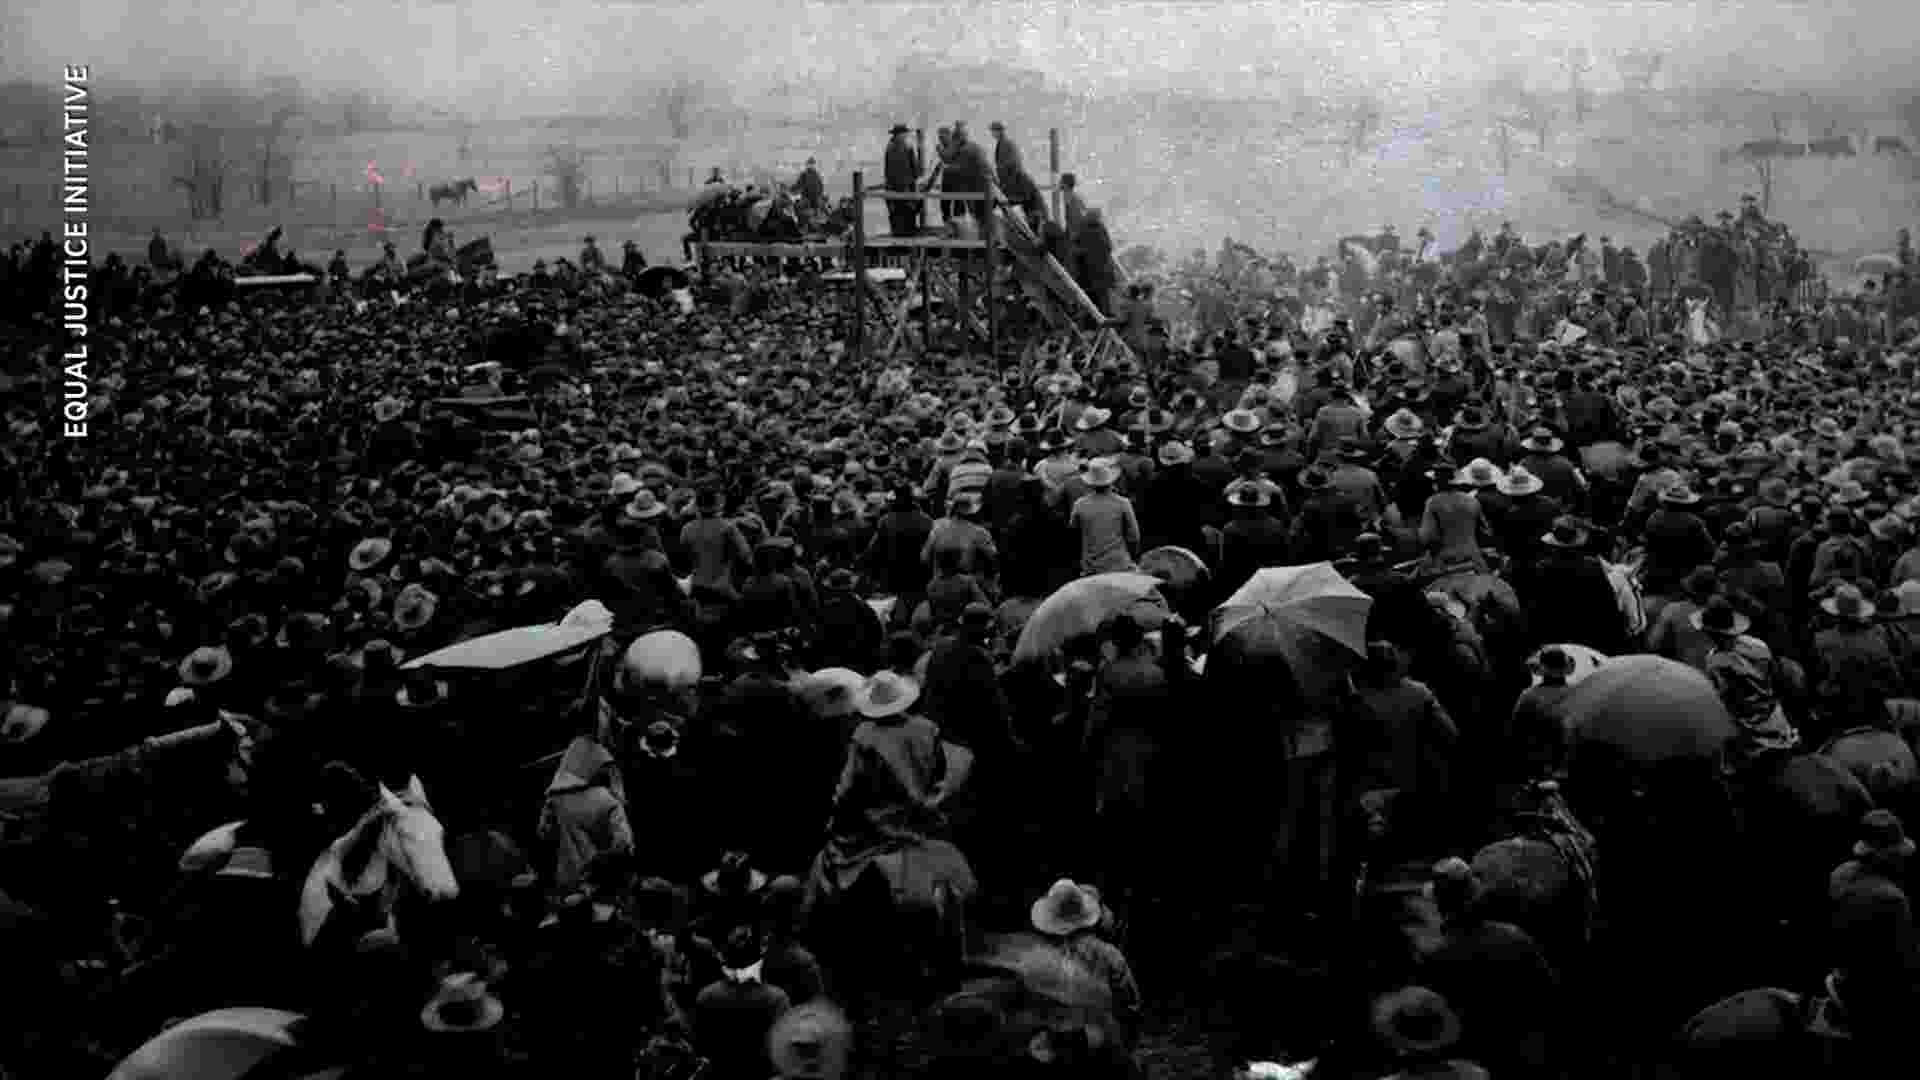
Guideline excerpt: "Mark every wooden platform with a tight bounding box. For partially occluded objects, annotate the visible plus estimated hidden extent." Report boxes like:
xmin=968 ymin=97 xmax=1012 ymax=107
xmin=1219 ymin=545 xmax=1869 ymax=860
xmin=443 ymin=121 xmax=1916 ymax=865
xmin=697 ymin=236 xmax=989 ymax=261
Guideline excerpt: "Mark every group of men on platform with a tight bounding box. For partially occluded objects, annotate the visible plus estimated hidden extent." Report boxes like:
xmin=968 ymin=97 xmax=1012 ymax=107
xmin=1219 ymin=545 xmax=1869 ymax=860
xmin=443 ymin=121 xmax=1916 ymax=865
xmin=881 ymin=120 xmax=1117 ymax=315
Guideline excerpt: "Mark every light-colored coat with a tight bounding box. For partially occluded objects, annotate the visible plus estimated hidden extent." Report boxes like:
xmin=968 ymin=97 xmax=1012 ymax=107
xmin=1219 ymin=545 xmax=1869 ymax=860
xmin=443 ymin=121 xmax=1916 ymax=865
xmin=539 ymin=737 xmax=633 ymax=893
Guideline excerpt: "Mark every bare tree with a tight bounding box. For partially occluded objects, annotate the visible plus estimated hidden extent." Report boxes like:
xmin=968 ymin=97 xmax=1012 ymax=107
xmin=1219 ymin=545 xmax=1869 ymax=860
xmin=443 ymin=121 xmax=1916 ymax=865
xmin=660 ymin=76 xmax=702 ymax=141
xmin=1495 ymin=121 xmax=1514 ymax=175
xmin=543 ymin=144 xmax=588 ymax=210
xmin=1561 ymin=47 xmax=1594 ymax=125
xmin=1752 ymin=156 xmax=1776 ymax=214
xmin=174 ymin=125 xmax=227 ymax=219
xmin=1617 ymin=49 xmax=1665 ymax=97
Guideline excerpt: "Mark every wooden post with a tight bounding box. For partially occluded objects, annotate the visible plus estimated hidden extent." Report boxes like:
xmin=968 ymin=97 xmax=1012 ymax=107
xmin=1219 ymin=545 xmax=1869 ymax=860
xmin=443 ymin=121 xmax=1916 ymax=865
xmin=1049 ymin=128 xmax=1061 ymax=222
xmin=330 ymin=183 xmax=337 ymax=221
xmin=920 ymin=251 xmax=932 ymax=355
xmin=849 ymin=171 xmax=867 ymax=360
xmin=532 ymin=183 xmax=538 ymax=211
xmin=984 ymin=192 xmax=1000 ymax=365
xmin=505 ymin=180 xmax=512 ymax=211
xmin=417 ymin=181 xmax=424 ymax=202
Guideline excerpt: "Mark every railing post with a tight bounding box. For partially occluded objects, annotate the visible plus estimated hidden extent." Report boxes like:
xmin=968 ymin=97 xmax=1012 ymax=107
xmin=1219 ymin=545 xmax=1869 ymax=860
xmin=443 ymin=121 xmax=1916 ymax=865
xmin=1049 ymin=128 xmax=1061 ymax=223
xmin=505 ymin=179 xmax=512 ymax=211
xmin=984 ymin=188 xmax=1000 ymax=365
xmin=849 ymin=170 xmax=867 ymax=360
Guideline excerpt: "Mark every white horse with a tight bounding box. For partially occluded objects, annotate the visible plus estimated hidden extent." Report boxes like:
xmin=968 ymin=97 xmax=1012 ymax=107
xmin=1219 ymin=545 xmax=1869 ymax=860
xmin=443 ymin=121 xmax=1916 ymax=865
xmin=298 ymin=777 xmax=457 ymax=946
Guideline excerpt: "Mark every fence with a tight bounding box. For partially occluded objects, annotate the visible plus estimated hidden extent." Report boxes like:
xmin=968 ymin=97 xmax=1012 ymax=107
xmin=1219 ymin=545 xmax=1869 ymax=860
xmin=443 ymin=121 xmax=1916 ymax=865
xmin=0 ymin=169 xmax=698 ymax=236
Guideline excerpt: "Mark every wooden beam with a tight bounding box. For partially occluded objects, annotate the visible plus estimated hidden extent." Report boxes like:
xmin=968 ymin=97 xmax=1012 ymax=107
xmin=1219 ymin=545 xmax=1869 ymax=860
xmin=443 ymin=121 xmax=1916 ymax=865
xmin=849 ymin=170 xmax=866 ymax=358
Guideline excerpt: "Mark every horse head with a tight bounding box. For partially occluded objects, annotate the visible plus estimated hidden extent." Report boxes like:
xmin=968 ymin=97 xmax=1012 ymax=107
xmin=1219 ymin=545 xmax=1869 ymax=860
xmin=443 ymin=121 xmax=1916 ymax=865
xmin=373 ymin=777 xmax=460 ymax=903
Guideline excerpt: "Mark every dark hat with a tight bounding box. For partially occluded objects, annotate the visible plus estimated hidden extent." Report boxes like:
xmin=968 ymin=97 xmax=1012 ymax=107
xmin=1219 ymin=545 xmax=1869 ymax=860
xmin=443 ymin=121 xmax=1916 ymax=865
xmin=1854 ymin=809 xmax=1917 ymax=859
xmin=889 ymin=123 xmax=910 ymax=135
xmin=1691 ymin=595 xmax=1751 ymax=636
xmin=1539 ymin=516 xmax=1590 ymax=549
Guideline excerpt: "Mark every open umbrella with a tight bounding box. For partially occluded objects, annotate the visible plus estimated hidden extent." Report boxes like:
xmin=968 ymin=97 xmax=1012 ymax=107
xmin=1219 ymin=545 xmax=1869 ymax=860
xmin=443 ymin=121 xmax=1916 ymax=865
xmin=1560 ymin=654 xmax=1736 ymax=764
xmin=402 ymin=599 xmax=612 ymax=671
xmin=1139 ymin=546 xmax=1210 ymax=594
xmin=1854 ymin=252 xmax=1901 ymax=275
xmin=1215 ymin=563 xmax=1371 ymax=657
xmin=108 ymin=1008 xmax=307 ymax=1080
xmin=1013 ymin=572 xmax=1167 ymax=662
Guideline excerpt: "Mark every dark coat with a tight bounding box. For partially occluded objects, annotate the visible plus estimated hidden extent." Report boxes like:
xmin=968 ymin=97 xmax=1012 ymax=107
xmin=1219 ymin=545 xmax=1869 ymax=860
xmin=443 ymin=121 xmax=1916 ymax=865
xmin=921 ymin=636 xmax=1013 ymax=755
xmin=883 ymin=136 xmax=921 ymax=191
xmin=1514 ymin=549 xmax=1624 ymax=652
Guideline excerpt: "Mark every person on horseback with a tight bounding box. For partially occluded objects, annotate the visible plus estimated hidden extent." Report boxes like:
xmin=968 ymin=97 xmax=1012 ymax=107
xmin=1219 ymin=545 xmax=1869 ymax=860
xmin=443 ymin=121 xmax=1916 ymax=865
xmin=580 ymin=235 xmax=605 ymax=273
xmin=1697 ymin=595 xmax=1798 ymax=772
xmin=1028 ymin=879 xmax=1143 ymax=1041
xmin=1419 ymin=858 xmax=1560 ymax=1077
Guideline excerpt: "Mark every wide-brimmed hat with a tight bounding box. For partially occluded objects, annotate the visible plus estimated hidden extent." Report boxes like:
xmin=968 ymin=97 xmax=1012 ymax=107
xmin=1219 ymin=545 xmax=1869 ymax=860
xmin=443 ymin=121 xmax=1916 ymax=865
xmin=396 ymin=669 xmax=450 ymax=708
xmin=1384 ymin=408 xmax=1425 ymax=439
xmin=1658 ymin=485 xmax=1702 ymax=506
xmin=1691 ymin=596 xmax=1751 ymax=637
xmin=1533 ymin=646 xmax=1576 ymax=678
xmin=178 ymin=646 xmax=234 ymax=687
xmin=1082 ymin=458 xmax=1120 ymax=488
xmin=769 ymin=1000 xmax=854 ymax=1079
xmin=985 ymin=405 xmax=1016 ymax=429
xmin=1222 ymin=408 xmax=1263 ymax=435
xmin=1497 ymin=465 xmax=1544 ymax=497
xmin=1453 ymin=458 xmax=1503 ymax=488
xmin=348 ymin=537 xmax=394 ymax=573
xmin=1075 ymin=407 xmax=1113 ymax=432
xmin=1030 ymin=878 xmax=1103 ymax=936
xmin=1540 ymin=516 xmax=1590 ymax=549
xmin=822 ymin=567 xmax=859 ymax=591
xmin=420 ymin=973 xmax=505 ymax=1033
xmin=1853 ymin=809 xmax=1918 ymax=860
xmin=934 ymin=431 xmax=967 ymax=454
xmin=1887 ymin=579 xmax=1920 ymax=618
xmin=1298 ymin=467 xmax=1331 ymax=491
xmin=702 ymin=851 xmax=769 ymax=897
xmin=1453 ymin=406 xmax=1488 ymax=430
xmin=1 ymin=703 xmax=50 ymax=746
xmin=1832 ymin=480 xmax=1871 ymax=506
xmin=1519 ymin=427 xmax=1565 ymax=453
xmin=609 ymin=472 xmax=644 ymax=498
xmin=373 ymin=396 xmax=407 ymax=423
xmin=854 ymin=671 xmax=920 ymax=719
xmin=889 ymin=123 xmax=910 ymax=135
xmin=624 ymin=490 xmax=668 ymax=521
xmin=1157 ymin=440 xmax=1194 ymax=466
xmin=1371 ymin=986 xmax=1463 ymax=1057
xmin=394 ymin=585 xmax=440 ymax=632
xmin=1822 ymin=583 xmax=1876 ymax=622
xmin=1229 ymin=483 xmax=1273 ymax=508
xmin=1132 ymin=408 xmax=1174 ymax=435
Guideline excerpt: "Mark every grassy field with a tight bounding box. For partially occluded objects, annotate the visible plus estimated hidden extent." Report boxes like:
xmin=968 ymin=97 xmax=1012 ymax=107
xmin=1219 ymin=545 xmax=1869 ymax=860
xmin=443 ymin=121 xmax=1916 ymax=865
xmin=2 ymin=95 xmax=1912 ymax=280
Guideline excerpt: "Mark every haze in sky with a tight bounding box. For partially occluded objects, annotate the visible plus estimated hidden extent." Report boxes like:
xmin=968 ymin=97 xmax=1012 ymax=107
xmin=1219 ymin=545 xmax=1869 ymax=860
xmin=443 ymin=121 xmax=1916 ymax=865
xmin=5 ymin=0 xmax=1917 ymax=110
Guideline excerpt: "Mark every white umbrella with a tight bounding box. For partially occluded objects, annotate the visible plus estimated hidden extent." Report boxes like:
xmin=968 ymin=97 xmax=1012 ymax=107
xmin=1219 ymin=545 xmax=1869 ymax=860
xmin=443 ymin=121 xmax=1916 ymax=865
xmin=402 ymin=600 xmax=613 ymax=671
xmin=108 ymin=1008 xmax=305 ymax=1080
xmin=1854 ymin=253 xmax=1901 ymax=275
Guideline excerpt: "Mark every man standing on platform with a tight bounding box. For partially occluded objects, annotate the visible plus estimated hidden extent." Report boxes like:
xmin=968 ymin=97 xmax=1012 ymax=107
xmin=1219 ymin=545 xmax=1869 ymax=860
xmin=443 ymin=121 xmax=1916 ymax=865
xmin=884 ymin=124 xmax=922 ymax=237
xmin=991 ymin=121 xmax=1047 ymax=230
xmin=946 ymin=122 xmax=993 ymax=227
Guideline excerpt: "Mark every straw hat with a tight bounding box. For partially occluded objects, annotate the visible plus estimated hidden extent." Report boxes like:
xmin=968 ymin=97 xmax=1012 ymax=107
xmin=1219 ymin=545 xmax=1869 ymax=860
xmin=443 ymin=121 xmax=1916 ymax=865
xmin=348 ymin=537 xmax=394 ymax=573
xmin=1658 ymin=484 xmax=1702 ymax=506
xmin=1371 ymin=986 xmax=1464 ymax=1057
xmin=1080 ymin=458 xmax=1119 ymax=488
xmin=420 ymin=973 xmax=505 ymax=1034
xmin=1822 ymin=583 xmax=1876 ymax=623
xmin=769 ymin=1001 xmax=854 ymax=1080
xmin=1222 ymin=408 xmax=1263 ymax=435
xmin=609 ymin=472 xmax=644 ymax=498
xmin=1519 ymin=427 xmax=1565 ymax=454
xmin=624 ymin=490 xmax=668 ymax=521
xmin=854 ymin=671 xmax=920 ymax=719
xmin=178 ymin=646 xmax=234 ymax=687
xmin=1497 ymin=465 xmax=1544 ymax=497
xmin=394 ymin=585 xmax=440 ymax=632
xmin=1075 ymin=407 xmax=1114 ymax=432
xmin=1383 ymin=408 xmax=1426 ymax=439
xmin=1030 ymin=878 xmax=1103 ymax=936
xmin=1453 ymin=458 xmax=1504 ymax=488
xmin=373 ymin=396 xmax=407 ymax=423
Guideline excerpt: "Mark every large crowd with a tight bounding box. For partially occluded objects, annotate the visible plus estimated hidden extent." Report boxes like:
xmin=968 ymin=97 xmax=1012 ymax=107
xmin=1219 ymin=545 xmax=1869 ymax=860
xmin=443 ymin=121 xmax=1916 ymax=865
xmin=5 ymin=195 xmax=1920 ymax=1080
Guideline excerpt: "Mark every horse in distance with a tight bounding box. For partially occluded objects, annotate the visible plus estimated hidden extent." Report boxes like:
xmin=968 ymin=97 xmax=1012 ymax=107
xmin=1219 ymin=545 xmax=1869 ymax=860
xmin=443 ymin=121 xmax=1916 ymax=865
xmin=429 ymin=178 xmax=479 ymax=209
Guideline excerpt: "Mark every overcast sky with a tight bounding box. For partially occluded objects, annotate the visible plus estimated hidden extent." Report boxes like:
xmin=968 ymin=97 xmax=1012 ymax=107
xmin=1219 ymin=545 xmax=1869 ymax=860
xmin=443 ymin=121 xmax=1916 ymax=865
xmin=5 ymin=0 xmax=1916 ymax=110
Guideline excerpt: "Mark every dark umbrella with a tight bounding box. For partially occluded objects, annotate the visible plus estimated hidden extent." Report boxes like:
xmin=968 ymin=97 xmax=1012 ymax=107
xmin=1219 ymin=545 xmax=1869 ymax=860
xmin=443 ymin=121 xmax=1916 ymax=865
xmin=1561 ymin=654 xmax=1736 ymax=763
